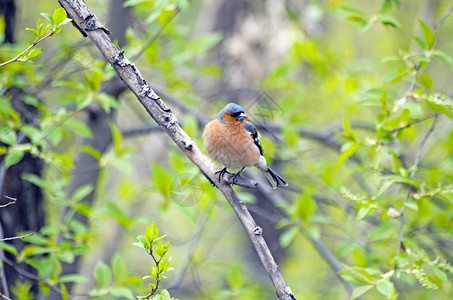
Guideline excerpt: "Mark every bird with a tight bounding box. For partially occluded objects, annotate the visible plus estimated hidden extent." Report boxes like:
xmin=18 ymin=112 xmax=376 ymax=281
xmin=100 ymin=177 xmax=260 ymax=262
xmin=203 ymin=102 xmax=288 ymax=189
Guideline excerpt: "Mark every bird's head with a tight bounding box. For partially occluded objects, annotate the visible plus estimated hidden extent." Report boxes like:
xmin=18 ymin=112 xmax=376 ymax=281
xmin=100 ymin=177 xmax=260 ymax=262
xmin=217 ymin=103 xmax=248 ymax=124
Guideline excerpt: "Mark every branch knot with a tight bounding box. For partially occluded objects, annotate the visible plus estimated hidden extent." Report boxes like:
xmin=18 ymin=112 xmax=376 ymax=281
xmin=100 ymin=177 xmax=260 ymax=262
xmin=254 ymin=226 xmax=263 ymax=235
xmin=84 ymin=15 xmax=110 ymax=34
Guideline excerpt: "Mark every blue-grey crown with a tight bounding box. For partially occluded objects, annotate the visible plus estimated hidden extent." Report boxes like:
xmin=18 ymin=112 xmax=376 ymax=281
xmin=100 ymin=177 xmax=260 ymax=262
xmin=217 ymin=103 xmax=245 ymax=124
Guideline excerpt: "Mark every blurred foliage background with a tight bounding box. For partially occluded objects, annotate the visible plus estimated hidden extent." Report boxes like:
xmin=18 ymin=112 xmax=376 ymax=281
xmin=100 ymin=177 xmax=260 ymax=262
xmin=1 ymin=0 xmax=453 ymax=299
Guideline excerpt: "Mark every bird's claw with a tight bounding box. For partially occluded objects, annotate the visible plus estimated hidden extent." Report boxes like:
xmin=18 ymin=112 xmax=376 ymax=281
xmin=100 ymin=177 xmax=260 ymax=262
xmin=215 ymin=167 xmax=229 ymax=182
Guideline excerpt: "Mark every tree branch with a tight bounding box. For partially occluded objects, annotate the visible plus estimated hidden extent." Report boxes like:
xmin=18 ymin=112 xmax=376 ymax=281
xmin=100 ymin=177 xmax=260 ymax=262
xmin=0 ymin=292 xmax=12 ymax=300
xmin=395 ymin=113 xmax=440 ymax=265
xmin=0 ymin=233 xmax=33 ymax=242
xmin=57 ymin=1 xmax=295 ymax=298
xmin=0 ymin=196 xmax=16 ymax=208
xmin=2 ymin=256 xmax=68 ymax=298
xmin=169 ymin=201 xmax=215 ymax=295
xmin=433 ymin=5 xmax=453 ymax=32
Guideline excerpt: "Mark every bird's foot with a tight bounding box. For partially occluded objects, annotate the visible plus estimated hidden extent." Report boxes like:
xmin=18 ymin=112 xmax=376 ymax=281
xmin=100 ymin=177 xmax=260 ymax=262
xmin=231 ymin=167 xmax=245 ymax=185
xmin=215 ymin=167 xmax=229 ymax=182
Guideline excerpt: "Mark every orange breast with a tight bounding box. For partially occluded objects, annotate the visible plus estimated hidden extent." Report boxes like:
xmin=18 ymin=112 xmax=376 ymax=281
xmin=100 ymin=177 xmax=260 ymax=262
xmin=203 ymin=120 xmax=260 ymax=170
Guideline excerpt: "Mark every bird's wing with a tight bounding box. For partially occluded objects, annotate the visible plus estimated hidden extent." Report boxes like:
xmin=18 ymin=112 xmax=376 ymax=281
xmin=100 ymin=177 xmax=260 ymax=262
xmin=244 ymin=121 xmax=264 ymax=156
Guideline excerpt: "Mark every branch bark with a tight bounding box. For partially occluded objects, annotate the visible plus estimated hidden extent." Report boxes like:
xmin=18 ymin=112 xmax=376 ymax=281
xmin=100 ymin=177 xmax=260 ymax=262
xmin=57 ymin=1 xmax=296 ymax=299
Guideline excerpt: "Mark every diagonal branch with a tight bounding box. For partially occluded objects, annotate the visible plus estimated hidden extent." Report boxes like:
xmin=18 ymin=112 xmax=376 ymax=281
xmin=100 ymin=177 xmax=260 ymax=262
xmin=2 ymin=256 xmax=68 ymax=298
xmin=395 ymin=113 xmax=440 ymax=265
xmin=57 ymin=1 xmax=296 ymax=299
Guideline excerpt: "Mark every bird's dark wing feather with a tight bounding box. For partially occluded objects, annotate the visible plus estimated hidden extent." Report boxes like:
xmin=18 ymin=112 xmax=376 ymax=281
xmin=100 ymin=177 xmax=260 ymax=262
xmin=244 ymin=121 xmax=264 ymax=156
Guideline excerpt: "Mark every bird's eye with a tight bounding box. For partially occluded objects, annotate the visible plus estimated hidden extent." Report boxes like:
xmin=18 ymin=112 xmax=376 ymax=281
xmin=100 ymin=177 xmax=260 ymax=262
xmin=230 ymin=112 xmax=242 ymax=118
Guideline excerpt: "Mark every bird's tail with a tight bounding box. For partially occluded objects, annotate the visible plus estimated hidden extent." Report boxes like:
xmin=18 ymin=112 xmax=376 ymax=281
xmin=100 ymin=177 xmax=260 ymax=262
xmin=258 ymin=165 xmax=288 ymax=189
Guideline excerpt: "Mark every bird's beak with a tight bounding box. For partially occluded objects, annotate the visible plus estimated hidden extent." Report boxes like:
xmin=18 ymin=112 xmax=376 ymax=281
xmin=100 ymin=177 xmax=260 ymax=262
xmin=237 ymin=113 xmax=248 ymax=120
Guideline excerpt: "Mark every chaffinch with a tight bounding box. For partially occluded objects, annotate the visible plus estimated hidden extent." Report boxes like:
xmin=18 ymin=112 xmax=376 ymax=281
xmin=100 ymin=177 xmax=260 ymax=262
xmin=203 ymin=103 xmax=288 ymax=189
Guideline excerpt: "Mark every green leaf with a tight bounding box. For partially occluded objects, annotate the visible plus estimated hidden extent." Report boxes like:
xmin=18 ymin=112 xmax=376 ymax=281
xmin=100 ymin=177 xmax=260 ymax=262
xmin=152 ymin=164 xmax=172 ymax=197
xmin=144 ymin=222 xmax=159 ymax=247
xmin=0 ymin=17 xmax=5 ymax=35
xmin=71 ymin=184 xmax=93 ymax=202
xmin=123 ymin=0 xmax=148 ymax=7
xmin=26 ymin=27 xmax=39 ymax=37
xmin=0 ymin=126 xmax=17 ymax=145
xmin=418 ymin=20 xmax=435 ymax=49
xmin=61 ymin=283 xmax=69 ymax=300
xmin=110 ymin=121 xmax=123 ymax=154
xmin=351 ymin=285 xmax=374 ymax=299
xmin=94 ymin=261 xmax=111 ymax=289
xmin=22 ymin=173 xmax=46 ymax=188
xmin=296 ymin=193 xmax=316 ymax=222
xmin=339 ymin=266 xmax=375 ymax=285
xmin=381 ymin=174 xmax=420 ymax=188
xmin=58 ymin=18 xmax=72 ymax=27
xmin=175 ymin=0 xmax=190 ymax=10
xmin=21 ymin=124 xmax=43 ymax=144
xmin=54 ymin=27 xmax=63 ymax=35
xmin=80 ymin=145 xmax=102 ymax=160
xmin=159 ymin=256 xmax=172 ymax=273
xmin=112 ymin=253 xmax=127 ymax=284
xmin=381 ymin=0 xmax=392 ymax=13
xmin=59 ymin=274 xmax=89 ymax=283
xmin=133 ymin=236 xmax=146 ymax=250
xmin=423 ymin=93 xmax=453 ymax=118
xmin=376 ymin=280 xmax=395 ymax=298
xmin=412 ymin=36 xmax=427 ymax=50
xmin=378 ymin=15 xmax=400 ymax=28
xmin=75 ymin=94 xmax=93 ymax=110
xmin=391 ymin=154 xmax=405 ymax=175
xmin=279 ymin=226 xmax=298 ymax=248
xmin=27 ymin=48 xmax=42 ymax=60
xmin=84 ymin=68 xmax=104 ymax=91
xmin=227 ymin=264 xmax=244 ymax=289
xmin=357 ymin=206 xmax=373 ymax=220
xmin=155 ymin=241 xmax=169 ymax=258
xmin=340 ymin=6 xmax=367 ymax=18
xmin=52 ymin=7 xmax=67 ymax=26
xmin=63 ymin=119 xmax=92 ymax=138
xmin=418 ymin=73 xmax=433 ymax=91
xmin=40 ymin=13 xmax=53 ymax=24
xmin=342 ymin=116 xmax=354 ymax=139
xmin=337 ymin=143 xmax=361 ymax=170
xmin=0 ymin=242 xmax=18 ymax=255
xmin=95 ymin=93 xmax=119 ymax=113
xmin=110 ymin=287 xmax=134 ymax=298
xmin=4 ymin=150 xmax=24 ymax=168
xmin=432 ymin=50 xmax=453 ymax=66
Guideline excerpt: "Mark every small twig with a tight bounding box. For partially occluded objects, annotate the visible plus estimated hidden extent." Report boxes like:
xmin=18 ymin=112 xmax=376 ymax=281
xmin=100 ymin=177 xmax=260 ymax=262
xmin=303 ymin=231 xmax=358 ymax=297
xmin=2 ymin=256 xmax=67 ymax=298
xmin=169 ymin=201 xmax=214 ymax=295
xmin=0 ymin=224 xmax=9 ymax=298
xmin=0 ymin=196 xmax=16 ymax=208
xmin=137 ymin=250 xmax=162 ymax=299
xmin=405 ymin=6 xmax=453 ymax=95
xmin=0 ymin=233 xmax=33 ymax=242
xmin=391 ymin=113 xmax=437 ymax=133
xmin=395 ymin=113 xmax=440 ymax=266
xmin=433 ymin=5 xmax=453 ymax=32
xmin=0 ymin=292 xmax=12 ymax=300
xmin=122 ymin=123 xmax=162 ymax=137
xmin=0 ymin=30 xmax=55 ymax=67
xmin=131 ymin=8 xmax=181 ymax=62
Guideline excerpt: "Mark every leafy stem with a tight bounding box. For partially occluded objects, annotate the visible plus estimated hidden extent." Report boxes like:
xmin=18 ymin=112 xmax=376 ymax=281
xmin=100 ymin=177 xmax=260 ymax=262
xmin=0 ymin=30 xmax=54 ymax=67
xmin=0 ymin=7 xmax=71 ymax=67
xmin=135 ymin=222 xmax=174 ymax=300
